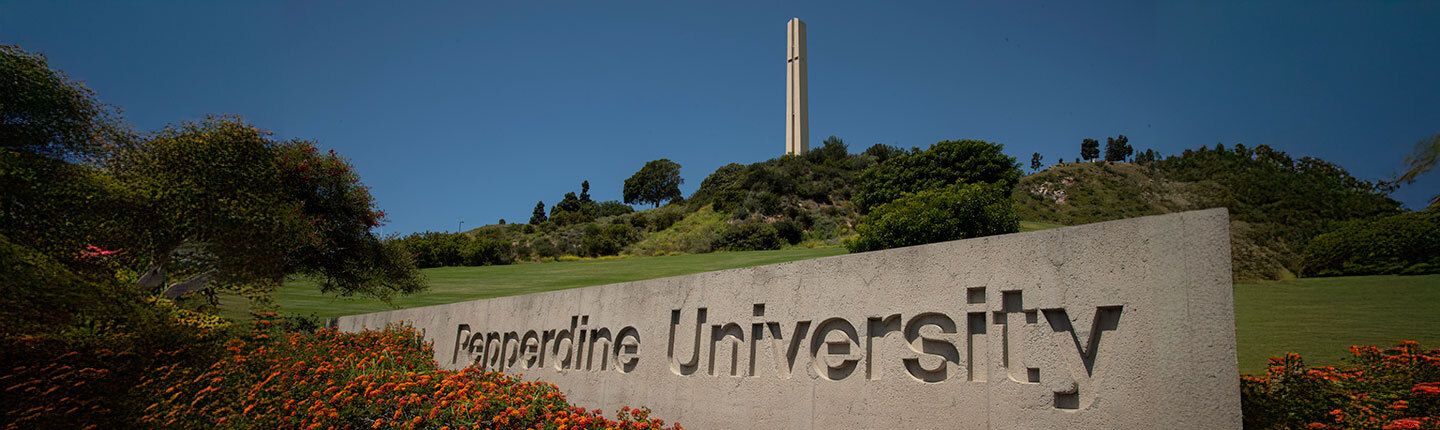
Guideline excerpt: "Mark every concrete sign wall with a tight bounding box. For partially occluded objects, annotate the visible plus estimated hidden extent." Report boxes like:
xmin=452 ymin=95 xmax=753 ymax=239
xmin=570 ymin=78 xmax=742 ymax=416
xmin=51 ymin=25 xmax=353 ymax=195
xmin=334 ymin=209 xmax=1242 ymax=429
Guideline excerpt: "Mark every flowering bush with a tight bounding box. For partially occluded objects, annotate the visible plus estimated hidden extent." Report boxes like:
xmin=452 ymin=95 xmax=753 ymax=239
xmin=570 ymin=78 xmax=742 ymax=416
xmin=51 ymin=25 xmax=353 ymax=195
xmin=139 ymin=319 xmax=681 ymax=429
xmin=1242 ymin=341 xmax=1440 ymax=429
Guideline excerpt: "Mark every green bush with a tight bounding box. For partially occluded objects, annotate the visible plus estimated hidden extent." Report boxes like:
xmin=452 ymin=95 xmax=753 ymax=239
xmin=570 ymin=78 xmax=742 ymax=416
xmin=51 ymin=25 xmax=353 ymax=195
xmin=394 ymin=231 xmax=513 ymax=268
xmin=853 ymin=139 xmax=1021 ymax=214
xmin=715 ymin=222 xmax=782 ymax=251
xmin=845 ymin=182 xmax=1019 ymax=253
xmin=627 ymin=208 xmax=726 ymax=255
xmin=582 ymin=223 xmax=639 ymax=257
xmin=650 ymin=209 xmax=685 ymax=232
xmin=773 ymin=219 xmax=803 ymax=245
xmin=593 ymin=200 xmax=635 ymax=218
xmin=1302 ymin=210 xmax=1440 ymax=277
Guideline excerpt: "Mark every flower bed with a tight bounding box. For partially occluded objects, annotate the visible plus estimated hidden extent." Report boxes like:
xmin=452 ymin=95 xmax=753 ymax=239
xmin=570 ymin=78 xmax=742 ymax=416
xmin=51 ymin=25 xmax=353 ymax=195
xmin=1242 ymin=341 xmax=1440 ymax=429
xmin=139 ymin=320 xmax=680 ymax=429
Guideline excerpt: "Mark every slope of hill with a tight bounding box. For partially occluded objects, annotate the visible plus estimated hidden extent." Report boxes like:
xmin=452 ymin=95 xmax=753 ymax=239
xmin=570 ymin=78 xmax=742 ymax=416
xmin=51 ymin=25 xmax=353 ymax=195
xmin=1016 ymin=146 xmax=1400 ymax=280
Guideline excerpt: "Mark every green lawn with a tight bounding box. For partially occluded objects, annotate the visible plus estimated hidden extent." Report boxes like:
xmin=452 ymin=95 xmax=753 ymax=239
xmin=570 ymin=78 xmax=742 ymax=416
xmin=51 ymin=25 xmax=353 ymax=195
xmin=1020 ymin=220 xmax=1065 ymax=232
xmin=1234 ymin=274 xmax=1440 ymax=374
xmin=261 ymin=243 xmax=1437 ymax=376
xmin=267 ymin=247 xmax=847 ymax=319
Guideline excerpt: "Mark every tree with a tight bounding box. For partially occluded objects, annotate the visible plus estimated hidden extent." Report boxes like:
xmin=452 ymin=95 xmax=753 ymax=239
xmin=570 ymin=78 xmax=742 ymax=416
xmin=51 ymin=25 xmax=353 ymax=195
xmin=115 ymin=117 xmax=423 ymax=303
xmin=1390 ymin=133 xmax=1440 ymax=207
xmin=845 ymin=182 xmax=1019 ymax=252
xmin=579 ymin=180 xmax=591 ymax=203
xmin=623 ymin=159 xmax=683 ymax=208
xmin=863 ymin=143 xmax=906 ymax=163
xmin=1 ymin=45 xmax=133 ymax=265
xmin=1081 ymin=138 xmax=1100 ymax=162
xmin=853 ymin=139 xmax=1021 ymax=214
xmin=1104 ymin=135 xmax=1133 ymax=162
xmin=1030 ymin=152 xmax=1043 ymax=171
xmin=806 ymin=136 xmax=849 ymax=163
xmin=530 ymin=201 xmax=547 ymax=224
xmin=1 ymin=45 xmax=126 ymax=161
xmin=553 ymin=192 xmax=582 ymax=215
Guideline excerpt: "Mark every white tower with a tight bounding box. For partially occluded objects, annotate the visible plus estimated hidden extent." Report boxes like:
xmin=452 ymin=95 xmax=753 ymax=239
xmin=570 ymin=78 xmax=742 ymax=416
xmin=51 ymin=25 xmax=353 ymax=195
xmin=786 ymin=18 xmax=809 ymax=155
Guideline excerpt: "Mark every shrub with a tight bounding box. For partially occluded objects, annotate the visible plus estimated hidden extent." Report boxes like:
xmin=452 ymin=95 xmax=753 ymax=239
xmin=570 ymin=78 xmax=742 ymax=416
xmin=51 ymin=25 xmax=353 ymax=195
xmin=627 ymin=208 xmax=726 ymax=255
xmin=773 ymin=219 xmax=803 ymax=245
xmin=1241 ymin=341 xmax=1440 ymax=429
xmin=845 ymin=182 xmax=1018 ymax=253
xmin=138 ymin=322 xmax=681 ymax=429
xmin=649 ymin=210 xmax=685 ymax=232
xmin=853 ymin=139 xmax=1021 ymax=214
xmin=1302 ymin=210 xmax=1440 ymax=277
xmin=582 ymin=223 xmax=638 ymax=257
xmin=715 ymin=222 xmax=782 ymax=251
xmin=593 ymin=200 xmax=635 ymax=218
xmin=394 ymin=232 xmax=513 ymax=268
xmin=626 ymin=212 xmax=649 ymax=230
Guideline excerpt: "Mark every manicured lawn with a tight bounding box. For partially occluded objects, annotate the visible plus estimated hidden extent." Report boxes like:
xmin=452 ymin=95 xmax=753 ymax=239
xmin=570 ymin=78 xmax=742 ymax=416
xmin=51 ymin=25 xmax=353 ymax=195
xmin=267 ymin=247 xmax=848 ymax=319
xmin=261 ymin=241 xmax=1437 ymax=376
xmin=1234 ymin=274 xmax=1440 ymax=374
xmin=1020 ymin=220 xmax=1064 ymax=232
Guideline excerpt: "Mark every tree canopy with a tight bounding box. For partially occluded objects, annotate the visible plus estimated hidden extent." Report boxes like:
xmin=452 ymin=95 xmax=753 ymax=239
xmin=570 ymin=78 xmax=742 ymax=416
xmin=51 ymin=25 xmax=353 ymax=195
xmin=1104 ymin=135 xmax=1133 ymax=162
xmin=1391 ymin=133 xmax=1440 ymax=208
xmin=1080 ymin=138 xmax=1100 ymax=162
xmin=623 ymin=159 xmax=683 ymax=208
xmin=530 ymin=201 xmax=548 ymax=224
xmin=0 ymin=45 xmax=126 ymax=161
xmin=113 ymin=117 xmax=423 ymax=302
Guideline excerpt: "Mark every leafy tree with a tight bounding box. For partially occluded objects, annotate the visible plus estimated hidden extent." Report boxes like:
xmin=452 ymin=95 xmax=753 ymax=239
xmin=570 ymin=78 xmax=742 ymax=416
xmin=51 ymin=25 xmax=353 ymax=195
xmin=592 ymin=200 xmax=634 ymax=218
xmin=853 ymin=139 xmax=1021 ymax=214
xmin=115 ymin=117 xmax=423 ymax=302
xmin=1081 ymin=138 xmax=1100 ymax=162
xmin=1030 ymin=152 xmax=1043 ymax=171
xmin=1389 ymin=133 xmax=1440 ymax=207
xmin=1 ymin=45 xmax=126 ymax=161
xmin=1301 ymin=209 xmax=1439 ymax=277
xmin=806 ymin=136 xmax=849 ymax=163
xmin=1134 ymin=148 xmax=1159 ymax=164
xmin=1104 ymin=135 xmax=1133 ymax=162
xmin=394 ymin=231 xmax=511 ymax=268
xmin=863 ymin=143 xmax=907 ymax=163
xmin=1 ymin=45 xmax=133 ymax=266
xmin=715 ymin=222 xmax=782 ymax=251
xmin=580 ymin=180 xmax=592 ymax=203
xmin=845 ymin=182 xmax=1018 ymax=252
xmin=553 ymin=192 xmax=582 ymax=215
xmin=530 ymin=201 xmax=547 ymax=224
xmin=623 ymin=159 xmax=683 ymax=208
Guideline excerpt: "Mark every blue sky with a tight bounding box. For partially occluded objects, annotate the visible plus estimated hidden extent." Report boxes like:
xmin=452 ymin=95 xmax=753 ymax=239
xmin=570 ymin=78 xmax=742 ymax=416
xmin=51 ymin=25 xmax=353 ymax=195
xmin=4 ymin=1 xmax=1437 ymax=235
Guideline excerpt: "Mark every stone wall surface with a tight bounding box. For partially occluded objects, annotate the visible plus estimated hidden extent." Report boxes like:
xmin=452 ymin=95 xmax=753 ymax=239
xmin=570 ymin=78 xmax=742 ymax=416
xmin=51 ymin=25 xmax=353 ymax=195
xmin=334 ymin=208 xmax=1242 ymax=429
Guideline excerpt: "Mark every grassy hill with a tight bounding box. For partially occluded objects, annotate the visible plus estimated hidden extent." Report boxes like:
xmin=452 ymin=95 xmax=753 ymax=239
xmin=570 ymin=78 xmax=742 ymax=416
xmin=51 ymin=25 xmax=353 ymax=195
xmin=1015 ymin=154 xmax=1399 ymax=280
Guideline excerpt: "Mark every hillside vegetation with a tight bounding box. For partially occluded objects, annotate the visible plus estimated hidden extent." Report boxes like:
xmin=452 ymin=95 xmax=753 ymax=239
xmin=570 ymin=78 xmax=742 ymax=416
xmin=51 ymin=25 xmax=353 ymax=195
xmin=395 ymin=137 xmax=872 ymax=266
xmin=1017 ymin=144 xmax=1401 ymax=280
xmin=405 ymin=137 xmax=1403 ymax=282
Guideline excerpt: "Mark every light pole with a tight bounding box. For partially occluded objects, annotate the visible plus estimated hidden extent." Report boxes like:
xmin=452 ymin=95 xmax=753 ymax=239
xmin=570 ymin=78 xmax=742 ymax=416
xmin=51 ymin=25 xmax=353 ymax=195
xmin=458 ymin=220 xmax=464 ymax=233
